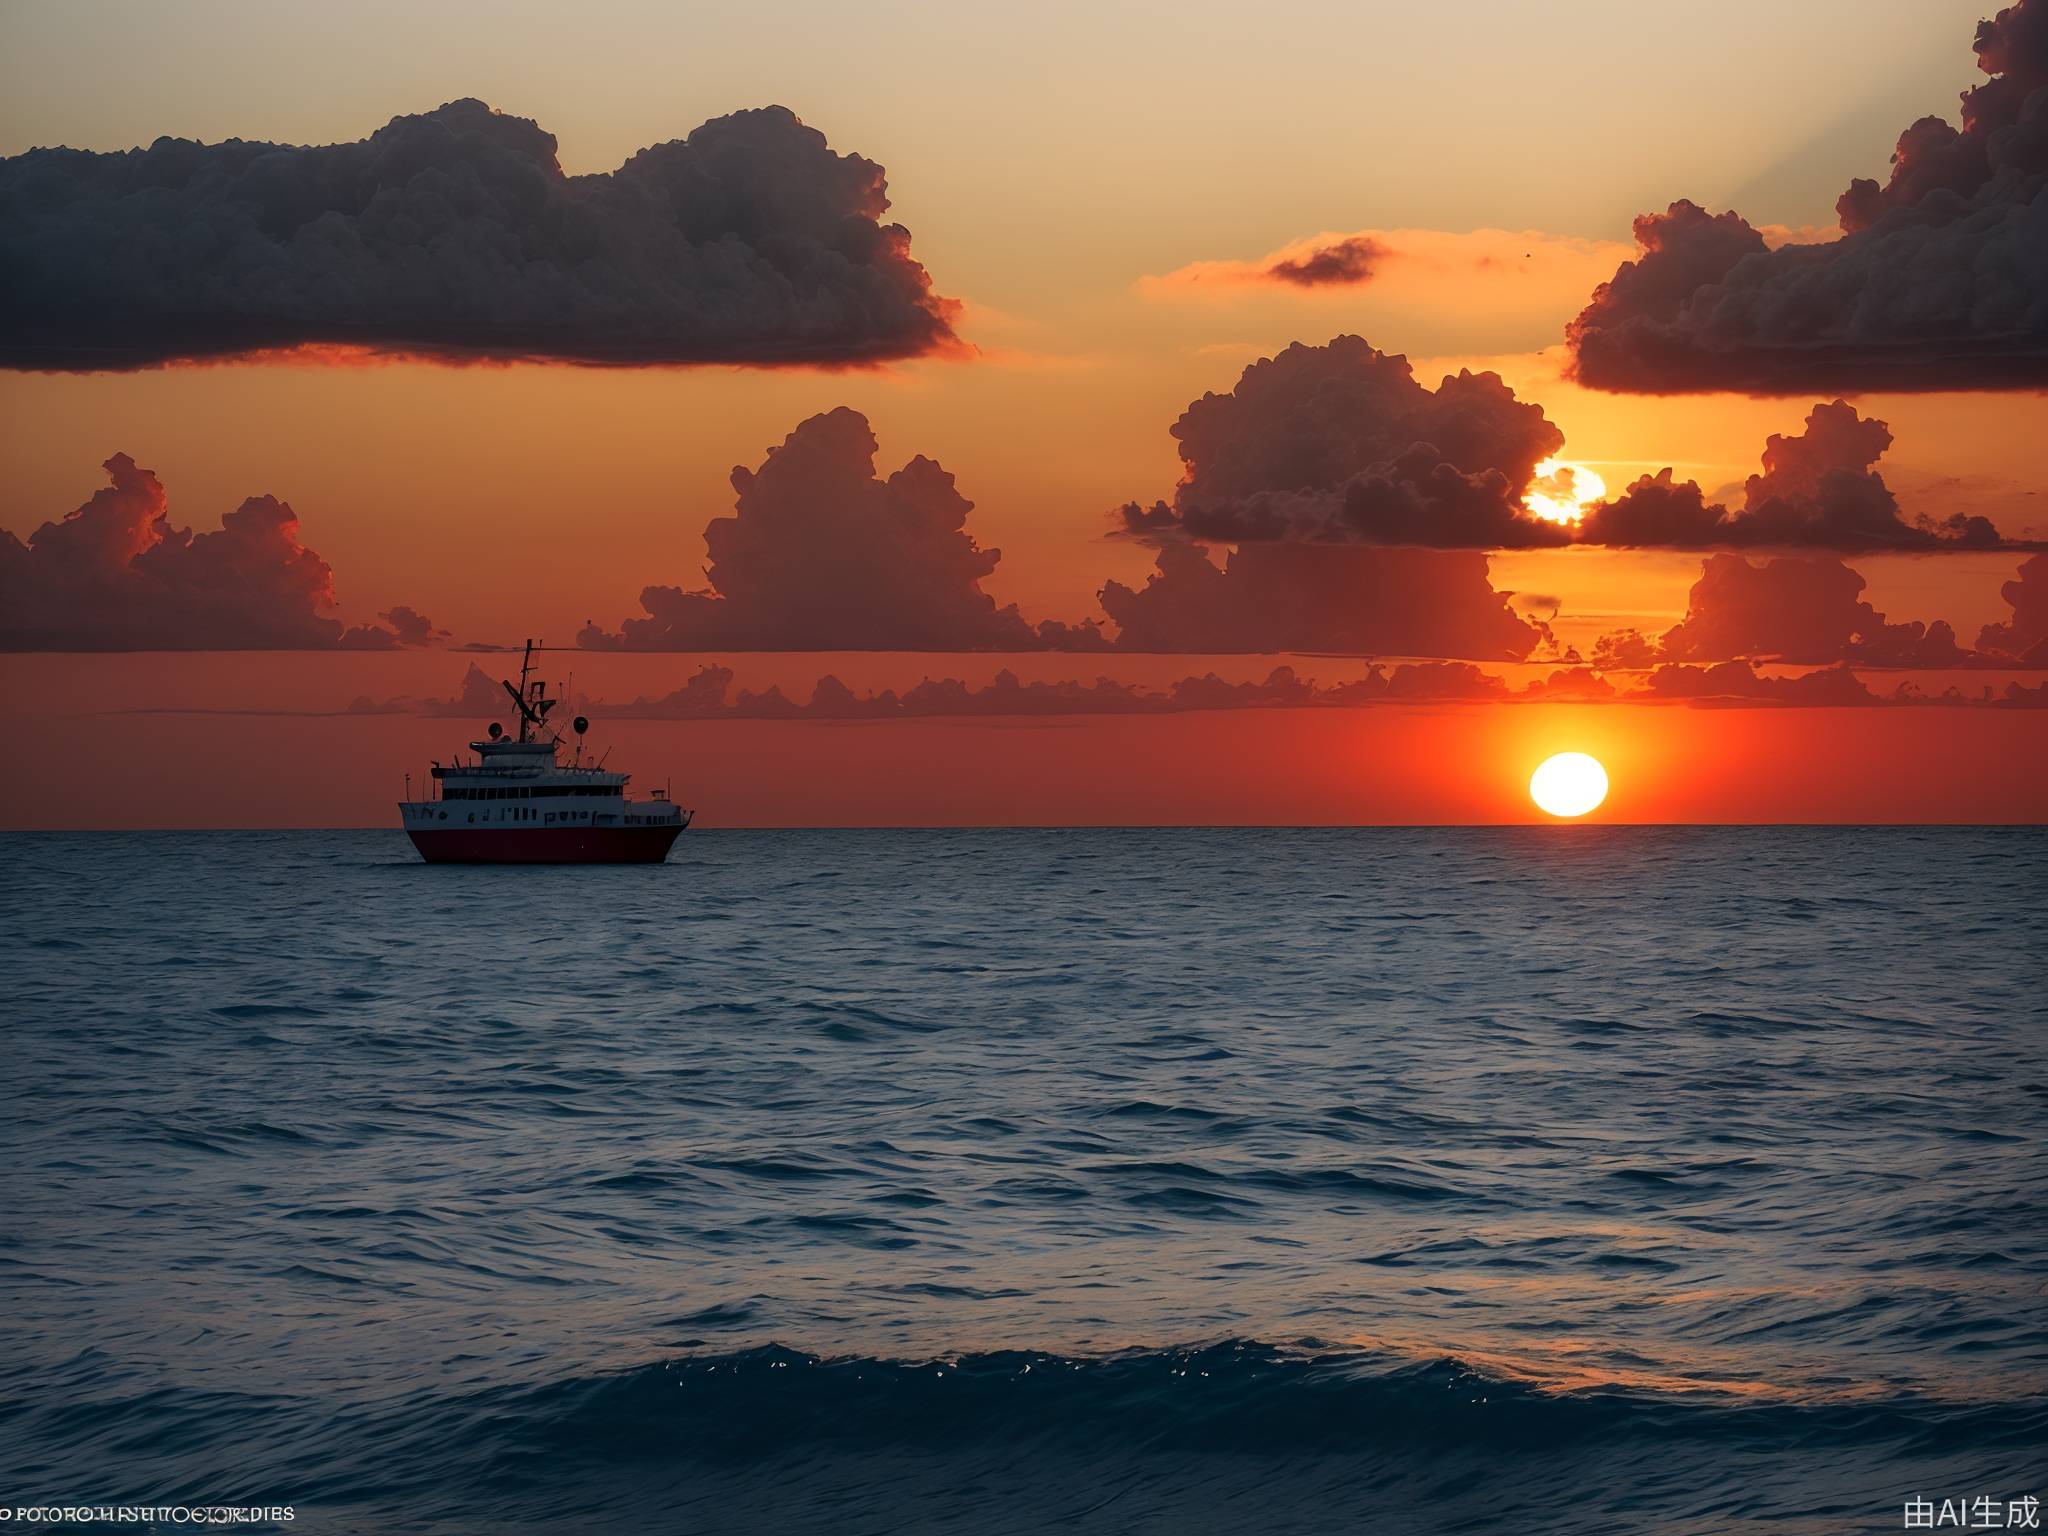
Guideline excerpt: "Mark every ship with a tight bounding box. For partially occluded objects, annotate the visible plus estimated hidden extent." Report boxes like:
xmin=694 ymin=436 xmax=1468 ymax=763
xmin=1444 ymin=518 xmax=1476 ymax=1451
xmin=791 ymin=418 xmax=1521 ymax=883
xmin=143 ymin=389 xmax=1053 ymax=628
xmin=400 ymin=640 xmax=690 ymax=864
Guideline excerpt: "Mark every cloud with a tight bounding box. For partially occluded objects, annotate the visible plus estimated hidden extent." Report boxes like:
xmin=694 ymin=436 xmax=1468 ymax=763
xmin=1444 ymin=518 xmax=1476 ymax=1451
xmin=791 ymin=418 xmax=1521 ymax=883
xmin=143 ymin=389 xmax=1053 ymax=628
xmin=579 ymin=408 xmax=1103 ymax=651
xmin=1173 ymin=337 xmax=1559 ymax=505
xmin=0 ymin=99 xmax=958 ymax=371
xmin=1576 ymin=401 xmax=2012 ymax=549
xmin=1267 ymin=237 xmax=1390 ymax=287
xmin=1521 ymin=666 xmax=1620 ymax=701
xmin=1620 ymin=661 xmax=2047 ymax=708
xmin=119 ymin=653 xmax=2048 ymax=722
xmin=406 ymin=658 xmax=2041 ymax=720
xmin=575 ymin=386 xmax=1539 ymax=657
xmin=1588 ymin=629 xmax=1661 ymax=669
xmin=1634 ymin=660 xmax=1881 ymax=706
xmin=1642 ymin=553 xmax=1967 ymax=666
xmin=1836 ymin=0 xmax=2048 ymax=232
xmin=609 ymin=660 xmax=1515 ymax=716
xmin=1142 ymin=234 xmax=1397 ymax=293
xmin=1097 ymin=541 xmax=1550 ymax=658
xmin=1565 ymin=0 xmax=2048 ymax=393
xmin=1597 ymin=546 xmax=2048 ymax=668
xmin=1122 ymin=336 xmax=1569 ymax=547
xmin=1126 ymin=350 xmax=2023 ymax=551
xmin=0 ymin=453 xmax=435 ymax=650
xmin=1138 ymin=228 xmax=1633 ymax=309
xmin=420 ymin=663 xmax=512 ymax=717
xmin=373 ymin=605 xmax=450 ymax=648
xmin=1576 ymin=468 xmax=1732 ymax=547
xmin=1978 ymin=553 xmax=2048 ymax=660
xmin=1087 ymin=337 xmax=1562 ymax=652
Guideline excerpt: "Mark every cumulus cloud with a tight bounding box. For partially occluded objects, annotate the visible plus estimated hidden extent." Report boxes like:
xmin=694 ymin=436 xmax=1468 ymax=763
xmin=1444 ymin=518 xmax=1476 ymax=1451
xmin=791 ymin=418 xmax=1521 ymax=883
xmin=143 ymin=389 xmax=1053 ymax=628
xmin=1086 ymin=338 xmax=1562 ymax=652
xmin=1566 ymin=0 xmax=2048 ymax=393
xmin=579 ymin=385 xmax=1551 ymax=657
xmin=1620 ymin=661 xmax=2045 ymax=707
xmin=1521 ymin=666 xmax=1619 ymax=701
xmin=373 ymin=605 xmax=450 ymax=648
xmin=1124 ymin=351 xmax=2023 ymax=551
xmin=420 ymin=663 xmax=513 ymax=717
xmin=579 ymin=408 xmax=1101 ymax=651
xmin=1635 ymin=553 xmax=1967 ymax=666
xmin=0 ymin=454 xmax=435 ymax=650
xmin=1097 ymin=541 xmax=1550 ymax=658
xmin=1978 ymin=553 xmax=2048 ymax=660
xmin=1634 ymin=660 xmax=1881 ymax=706
xmin=0 ymin=100 xmax=958 ymax=370
xmin=1836 ymin=0 xmax=2048 ymax=232
xmin=1126 ymin=337 xmax=1566 ymax=546
xmin=1576 ymin=400 xmax=2012 ymax=549
xmin=1588 ymin=629 xmax=1662 ymax=669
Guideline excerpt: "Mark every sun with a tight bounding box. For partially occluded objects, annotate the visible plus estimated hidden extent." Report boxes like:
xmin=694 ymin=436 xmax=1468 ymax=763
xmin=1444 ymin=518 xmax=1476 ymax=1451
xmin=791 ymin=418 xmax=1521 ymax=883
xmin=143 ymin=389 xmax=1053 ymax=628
xmin=1522 ymin=458 xmax=1609 ymax=525
xmin=1530 ymin=752 xmax=1609 ymax=818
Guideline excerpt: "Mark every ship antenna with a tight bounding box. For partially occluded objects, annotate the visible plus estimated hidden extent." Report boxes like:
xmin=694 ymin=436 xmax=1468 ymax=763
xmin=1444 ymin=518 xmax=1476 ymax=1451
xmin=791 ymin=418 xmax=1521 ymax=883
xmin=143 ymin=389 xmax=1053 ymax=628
xmin=502 ymin=637 xmax=553 ymax=745
xmin=519 ymin=638 xmax=534 ymax=743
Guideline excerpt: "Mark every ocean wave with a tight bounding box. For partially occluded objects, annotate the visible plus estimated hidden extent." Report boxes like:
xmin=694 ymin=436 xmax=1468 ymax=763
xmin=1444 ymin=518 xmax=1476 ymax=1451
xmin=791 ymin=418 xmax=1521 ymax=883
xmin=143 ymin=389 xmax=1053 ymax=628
xmin=495 ymin=1342 xmax=2045 ymax=1465
xmin=13 ymin=1342 xmax=2036 ymax=1535
xmin=7 ymin=828 xmax=2045 ymax=1533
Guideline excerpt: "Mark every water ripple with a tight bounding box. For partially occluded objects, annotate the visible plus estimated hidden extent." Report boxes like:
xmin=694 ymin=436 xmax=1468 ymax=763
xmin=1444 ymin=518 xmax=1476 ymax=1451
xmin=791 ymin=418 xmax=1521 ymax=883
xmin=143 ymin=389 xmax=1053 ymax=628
xmin=1 ymin=827 xmax=2043 ymax=1533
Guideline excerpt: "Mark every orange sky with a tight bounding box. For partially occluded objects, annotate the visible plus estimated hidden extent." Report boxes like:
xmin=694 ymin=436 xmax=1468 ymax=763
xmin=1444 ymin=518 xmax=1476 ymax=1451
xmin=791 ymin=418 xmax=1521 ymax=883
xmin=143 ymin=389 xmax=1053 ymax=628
xmin=3 ymin=323 xmax=2042 ymax=647
xmin=1 ymin=0 xmax=2043 ymax=826
xmin=4 ymin=651 xmax=2042 ymax=828
xmin=10 ymin=679 xmax=2044 ymax=829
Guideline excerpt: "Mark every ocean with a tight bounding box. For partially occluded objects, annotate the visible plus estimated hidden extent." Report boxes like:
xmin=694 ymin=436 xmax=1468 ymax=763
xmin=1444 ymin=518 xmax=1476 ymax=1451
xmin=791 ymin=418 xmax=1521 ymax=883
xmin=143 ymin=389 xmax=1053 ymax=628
xmin=2 ymin=828 xmax=2043 ymax=1533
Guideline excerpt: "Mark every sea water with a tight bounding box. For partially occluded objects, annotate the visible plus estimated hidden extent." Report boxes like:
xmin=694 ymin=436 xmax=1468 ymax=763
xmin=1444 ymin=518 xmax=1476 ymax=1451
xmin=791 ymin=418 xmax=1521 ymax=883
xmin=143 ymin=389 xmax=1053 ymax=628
xmin=3 ymin=828 xmax=2043 ymax=1532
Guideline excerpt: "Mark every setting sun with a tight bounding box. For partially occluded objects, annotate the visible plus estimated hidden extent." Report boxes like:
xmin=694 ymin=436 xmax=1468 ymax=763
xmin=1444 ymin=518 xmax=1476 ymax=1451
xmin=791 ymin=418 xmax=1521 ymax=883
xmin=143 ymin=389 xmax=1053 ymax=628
xmin=1522 ymin=458 xmax=1610 ymax=525
xmin=1530 ymin=751 xmax=1609 ymax=817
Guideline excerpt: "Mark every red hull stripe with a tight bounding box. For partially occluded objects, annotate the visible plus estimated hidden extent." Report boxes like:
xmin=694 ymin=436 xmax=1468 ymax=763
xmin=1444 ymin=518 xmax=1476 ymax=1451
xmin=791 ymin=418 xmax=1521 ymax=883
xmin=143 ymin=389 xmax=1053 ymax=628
xmin=407 ymin=825 xmax=683 ymax=864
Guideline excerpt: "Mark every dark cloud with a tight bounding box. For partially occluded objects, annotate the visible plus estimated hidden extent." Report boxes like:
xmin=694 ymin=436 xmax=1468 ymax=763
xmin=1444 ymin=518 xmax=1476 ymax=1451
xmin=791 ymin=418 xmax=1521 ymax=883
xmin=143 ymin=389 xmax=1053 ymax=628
xmin=1576 ymin=401 xmax=2012 ymax=549
xmin=546 ymin=663 xmax=1126 ymax=718
xmin=580 ymin=385 xmax=1549 ymax=657
xmin=1649 ymin=553 xmax=1968 ymax=666
xmin=1521 ymin=666 xmax=1619 ymax=701
xmin=0 ymin=100 xmax=958 ymax=370
xmin=1092 ymin=339 xmax=1563 ymax=649
xmin=1588 ymin=629 xmax=1661 ymax=669
xmin=420 ymin=663 xmax=512 ymax=717
xmin=373 ymin=605 xmax=449 ymax=648
xmin=1575 ymin=468 xmax=1731 ymax=547
xmin=606 ymin=661 xmax=1516 ymax=717
xmin=1635 ymin=660 xmax=1880 ymax=706
xmin=127 ymin=652 xmax=2048 ymax=722
xmin=580 ymin=408 xmax=1098 ymax=651
xmin=1097 ymin=541 xmax=1550 ymax=658
xmin=1566 ymin=0 xmax=2048 ymax=393
xmin=0 ymin=453 xmax=435 ymax=650
xmin=1124 ymin=337 xmax=1566 ymax=547
xmin=1266 ymin=237 xmax=1389 ymax=287
xmin=1622 ymin=661 xmax=2046 ymax=708
xmin=1978 ymin=553 xmax=2048 ymax=660
xmin=408 ymin=658 xmax=2040 ymax=720
xmin=1837 ymin=0 xmax=2048 ymax=232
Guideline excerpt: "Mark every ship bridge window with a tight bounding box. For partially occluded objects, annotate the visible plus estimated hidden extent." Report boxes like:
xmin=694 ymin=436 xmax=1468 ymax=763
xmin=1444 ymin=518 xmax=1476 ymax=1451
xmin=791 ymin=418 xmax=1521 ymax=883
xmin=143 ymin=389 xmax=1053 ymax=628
xmin=443 ymin=783 xmax=624 ymax=799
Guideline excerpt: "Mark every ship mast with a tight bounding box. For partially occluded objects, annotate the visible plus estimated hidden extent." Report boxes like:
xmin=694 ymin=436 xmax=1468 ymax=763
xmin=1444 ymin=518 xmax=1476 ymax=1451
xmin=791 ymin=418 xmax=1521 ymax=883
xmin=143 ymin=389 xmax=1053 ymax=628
xmin=501 ymin=638 xmax=555 ymax=745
